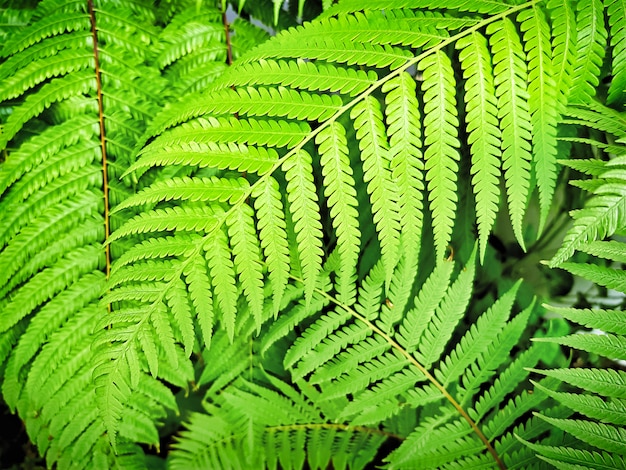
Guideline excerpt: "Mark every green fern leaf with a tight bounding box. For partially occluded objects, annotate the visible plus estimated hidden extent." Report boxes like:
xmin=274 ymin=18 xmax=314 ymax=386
xmin=532 ymin=368 xmax=626 ymax=398
xmin=113 ymin=233 xmax=199 ymax=270
xmin=569 ymin=0 xmax=608 ymax=103
xmin=548 ymin=0 xmax=577 ymax=106
xmin=580 ymin=240 xmax=626 ymax=263
xmin=382 ymin=72 xmax=424 ymax=266
xmin=471 ymin=344 xmax=546 ymax=422
xmin=220 ymin=59 xmax=379 ymax=97
xmin=565 ymin=101 xmax=626 ymax=138
xmin=206 ymin=228 xmax=239 ymax=342
xmin=606 ymin=0 xmax=626 ymax=104
xmin=436 ymin=281 xmax=521 ymax=386
xmin=420 ymin=50 xmax=461 ymax=261
xmin=415 ymin=248 xmax=476 ymax=367
xmin=0 ymin=48 xmax=92 ymax=102
xmin=252 ymin=177 xmax=291 ymax=313
xmin=532 ymin=381 xmax=626 ymax=425
xmin=550 ymin=181 xmax=626 ymax=266
xmin=226 ymin=203 xmax=266 ymax=328
xmin=536 ymin=332 xmax=626 ymax=360
xmin=289 ymin=261 xmax=385 ymax=380
xmin=107 ymin=205 xmax=226 ymax=243
xmin=316 ymin=122 xmax=360 ymax=304
xmin=284 ymin=149 xmax=325 ymax=303
xmin=321 ymin=0 xmax=512 ymax=16
xmin=0 ymin=71 xmax=94 ymax=149
xmin=457 ymin=31 xmax=502 ymax=261
xmin=142 ymin=116 xmax=310 ymax=150
xmin=557 ymin=262 xmax=626 ymax=292
xmin=520 ymin=439 xmax=626 ymax=469
xmin=0 ymin=245 xmax=102 ymax=334
xmin=519 ymin=5 xmax=560 ymax=233
xmin=0 ymin=10 xmax=88 ymax=57
xmin=544 ymin=306 xmax=626 ymax=334
xmin=127 ymin=141 xmax=279 ymax=179
xmin=398 ymin=258 xmax=454 ymax=352
xmin=459 ymin=302 xmax=533 ymax=408
xmin=107 ymin=259 xmax=179 ymax=288
xmin=10 ymin=272 xmax=104 ymax=373
xmin=536 ymin=415 xmax=626 ymax=454
xmin=487 ymin=18 xmax=533 ymax=249
xmin=184 ymin=256 xmax=215 ymax=347
xmin=351 ymin=96 xmax=401 ymax=286
xmin=166 ymin=279 xmax=195 ymax=356
xmin=113 ymin=176 xmax=250 ymax=213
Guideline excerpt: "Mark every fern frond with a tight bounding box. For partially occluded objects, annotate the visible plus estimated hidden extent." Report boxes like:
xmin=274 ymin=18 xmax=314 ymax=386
xmin=220 ymin=59 xmax=379 ymax=97
xmin=569 ymin=0 xmax=607 ymax=103
xmin=142 ymin=116 xmax=310 ymax=150
xmin=316 ymin=122 xmax=360 ymax=304
xmin=521 ymin=438 xmax=626 ymax=469
xmin=606 ymin=0 xmax=626 ymax=104
xmin=0 ymin=9 xmax=88 ymax=58
xmin=382 ymin=72 xmax=424 ymax=267
xmin=531 ymin=260 xmax=626 ymax=466
xmin=436 ymin=280 xmax=521 ymax=386
xmin=487 ymin=17 xmax=533 ymax=249
xmin=0 ymin=71 xmax=95 ymax=149
xmin=107 ymin=205 xmax=226 ymax=242
xmin=283 ymin=149 xmax=325 ymax=303
xmin=457 ymin=31 xmax=501 ymax=260
xmin=416 ymin=248 xmax=476 ymax=367
xmin=0 ymin=1 xmax=233 ymax=465
xmin=252 ymin=177 xmax=291 ymax=313
xmin=352 ymin=96 xmax=401 ymax=286
xmin=321 ymin=0 xmax=513 ymax=16
xmin=420 ymin=50 xmax=461 ymax=261
xmin=544 ymin=305 xmax=626 ymax=334
xmin=519 ymin=5 xmax=560 ymax=233
xmin=538 ymin=415 xmax=626 ymax=454
xmin=226 ymin=203 xmax=266 ymax=327
xmin=557 ymin=261 xmax=626 ymax=291
xmin=532 ymin=380 xmax=626 ymax=424
xmin=550 ymin=161 xmax=626 ymax=266
xmin=115 ymin=175 xmax=249 ymax=212
xmin=547 ymin=0 xmax=576 ymax=106
xmin=398 ymin=258 xmax=454 ymax=351
xmin=127 ymin=141 xmax=279 ymax=178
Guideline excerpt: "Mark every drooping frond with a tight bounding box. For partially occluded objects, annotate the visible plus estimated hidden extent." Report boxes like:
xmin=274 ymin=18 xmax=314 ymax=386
xmin=420 ymin=50 xmax=460 ymax=261
xmin=519 ymin=5 xmax=560 ymax=233
xmin=457 ymin=30 xmax=501 ymax=261
xmin=487 ymin=17 xmax=533 ymax=249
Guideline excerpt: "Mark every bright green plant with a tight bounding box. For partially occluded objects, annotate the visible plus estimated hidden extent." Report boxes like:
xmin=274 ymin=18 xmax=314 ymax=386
xmin=0 ymin=0 xmax=625 ymax=468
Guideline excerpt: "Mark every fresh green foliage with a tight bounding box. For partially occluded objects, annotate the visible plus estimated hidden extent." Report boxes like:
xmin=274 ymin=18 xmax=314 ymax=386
xmin=1 ymin=0 xmax=625 ymax=469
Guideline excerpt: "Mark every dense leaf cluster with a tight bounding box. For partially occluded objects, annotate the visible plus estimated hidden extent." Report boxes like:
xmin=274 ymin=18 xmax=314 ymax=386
xmin=0 ymin=0 xmax=625 ymax=468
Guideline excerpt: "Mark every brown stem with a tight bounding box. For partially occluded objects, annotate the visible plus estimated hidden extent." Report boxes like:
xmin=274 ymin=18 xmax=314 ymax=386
xmin=87 ymin=0 xmax=111 ymax=281
xmin=222 ymin=10 xmax=234 ymax=67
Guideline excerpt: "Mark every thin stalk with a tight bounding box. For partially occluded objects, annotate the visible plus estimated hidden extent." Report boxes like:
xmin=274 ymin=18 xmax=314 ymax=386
xmin=88 ymin=0 xmax=111 ymax=281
